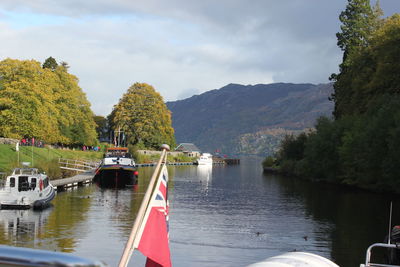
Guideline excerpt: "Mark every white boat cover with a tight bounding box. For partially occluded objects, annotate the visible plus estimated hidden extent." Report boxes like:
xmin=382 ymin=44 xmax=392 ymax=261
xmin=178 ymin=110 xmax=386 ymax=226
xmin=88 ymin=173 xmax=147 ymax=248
xmin=247 ymin=252 xmax=339 ymax=267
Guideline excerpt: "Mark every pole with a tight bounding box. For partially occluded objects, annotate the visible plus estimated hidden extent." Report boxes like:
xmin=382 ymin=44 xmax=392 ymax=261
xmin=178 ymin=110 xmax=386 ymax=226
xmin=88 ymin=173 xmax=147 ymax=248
xmin=118 ymin=148 xmax=168 ymax=267
xmin=31 ymin=143 xmax=34 ymax=167
xmin=388 ymin=201 xmax=393 ymax=244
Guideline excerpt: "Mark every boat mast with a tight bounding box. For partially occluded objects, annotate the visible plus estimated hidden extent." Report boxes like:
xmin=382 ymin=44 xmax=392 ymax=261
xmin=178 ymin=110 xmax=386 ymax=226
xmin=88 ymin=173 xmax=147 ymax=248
xmin=115 ymin=127 xmax=125 ymax=147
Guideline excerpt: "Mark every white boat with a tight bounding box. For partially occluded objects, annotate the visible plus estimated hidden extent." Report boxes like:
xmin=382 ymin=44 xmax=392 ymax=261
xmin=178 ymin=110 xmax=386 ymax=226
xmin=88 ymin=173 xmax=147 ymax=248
xmin=0 ymin=168 xmax=55 ymax=210
xmin=246 ymin=252 xmax=339 ymax=267
xmin=196 ymin=153 xmax=213 ymax=165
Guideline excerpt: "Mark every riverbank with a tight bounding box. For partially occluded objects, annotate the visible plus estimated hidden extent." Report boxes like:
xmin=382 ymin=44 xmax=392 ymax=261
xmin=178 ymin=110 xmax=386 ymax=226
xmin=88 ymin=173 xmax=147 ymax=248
xmin=0 ymin=144 xmax=197 ymax=179
xmin=0 ymin=144 xmax=103 ymax=178
xmin=262 ymin=163 xmax=400 ymax=195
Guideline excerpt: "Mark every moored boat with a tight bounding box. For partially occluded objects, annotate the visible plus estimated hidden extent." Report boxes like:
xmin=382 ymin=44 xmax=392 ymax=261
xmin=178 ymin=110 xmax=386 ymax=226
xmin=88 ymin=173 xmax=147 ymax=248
xmin=93 ymin=147 xmax=138 ymax=188
xmin=196 ymin=153 xmax=213 ymax=165
xmin=0 ymin=168 xmax=55 ymax=210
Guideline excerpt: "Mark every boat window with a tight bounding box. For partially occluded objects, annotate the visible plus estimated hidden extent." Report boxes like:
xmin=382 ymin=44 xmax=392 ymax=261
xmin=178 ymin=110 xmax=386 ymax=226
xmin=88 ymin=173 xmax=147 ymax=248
xmin=9 ymin=177 xmax=15 ymax=187
xmin=18 ymin=176 xmax=29 ymax=192
xmin=43 ymin=178 xmax=49 ymax=188
xmin=30 ymin=178 xmax=36 ymax=190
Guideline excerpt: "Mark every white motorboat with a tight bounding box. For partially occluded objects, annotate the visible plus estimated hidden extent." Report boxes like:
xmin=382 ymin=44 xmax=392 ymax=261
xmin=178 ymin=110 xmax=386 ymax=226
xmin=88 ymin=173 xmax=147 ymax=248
xmin=0 ymin=168 xmax=55 ymax=210
xmin=246 ymin=252 xmax=339 ymax=267
xmin=196 ymin=153 xmax=213 ymax=165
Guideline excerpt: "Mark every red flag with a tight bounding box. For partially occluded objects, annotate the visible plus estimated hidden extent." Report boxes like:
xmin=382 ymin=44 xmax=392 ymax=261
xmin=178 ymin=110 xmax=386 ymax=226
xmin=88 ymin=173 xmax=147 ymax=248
xmin=134 ymin=165 xmax=171 ymax=267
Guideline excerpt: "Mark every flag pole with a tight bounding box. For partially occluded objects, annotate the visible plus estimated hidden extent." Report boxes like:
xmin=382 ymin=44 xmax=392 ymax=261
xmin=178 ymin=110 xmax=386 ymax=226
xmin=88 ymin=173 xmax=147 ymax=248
xmin=118 ymin=144 xmax=170 ymax=267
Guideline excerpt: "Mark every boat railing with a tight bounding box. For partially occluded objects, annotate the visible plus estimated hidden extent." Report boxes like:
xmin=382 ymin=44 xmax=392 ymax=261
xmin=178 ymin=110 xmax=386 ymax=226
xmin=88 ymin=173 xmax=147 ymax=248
xmin=0 ymin=245 xmax=107 ymax=266
xmin=11 ymin=168 xmax=39 ymax=175
xmin=361 ymin=243 xmax=400 ymax=267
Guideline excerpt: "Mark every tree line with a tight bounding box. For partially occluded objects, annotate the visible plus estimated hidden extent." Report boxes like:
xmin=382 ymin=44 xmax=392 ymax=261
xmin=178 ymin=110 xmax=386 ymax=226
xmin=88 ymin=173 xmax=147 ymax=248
xmin=269 ymin=0 xmax=400 ymax=193
xmin=0 ymin=57 xmax=176 ymax=149
xmin=0 ymin=57 xmax=97 ymax=146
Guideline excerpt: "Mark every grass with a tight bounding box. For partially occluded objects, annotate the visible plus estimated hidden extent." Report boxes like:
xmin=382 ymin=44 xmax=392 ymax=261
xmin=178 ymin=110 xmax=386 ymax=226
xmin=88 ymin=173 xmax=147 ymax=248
xmin=132 ymin=150 xmax=196 ymax=164
xmin=0 ymin=144 xmax=103 ymax=178
xmin=0 ymin=144 xmax=196 ymax=179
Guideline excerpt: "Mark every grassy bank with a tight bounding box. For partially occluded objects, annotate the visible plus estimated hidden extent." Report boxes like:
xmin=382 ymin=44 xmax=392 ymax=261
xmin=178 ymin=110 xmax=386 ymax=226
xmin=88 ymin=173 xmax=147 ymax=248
xmin=133 ymin=151 xmax=196 ymax=164
xmin=0 ymin=144 xmax=196 ymax=179
xmin=0 ymin=144 xmax=103 ymax=178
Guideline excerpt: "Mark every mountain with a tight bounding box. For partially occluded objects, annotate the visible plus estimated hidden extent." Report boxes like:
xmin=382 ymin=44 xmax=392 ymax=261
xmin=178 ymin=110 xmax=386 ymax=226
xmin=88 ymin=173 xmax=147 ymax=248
xmin=166 ymin=83 xmax=334 ymax=156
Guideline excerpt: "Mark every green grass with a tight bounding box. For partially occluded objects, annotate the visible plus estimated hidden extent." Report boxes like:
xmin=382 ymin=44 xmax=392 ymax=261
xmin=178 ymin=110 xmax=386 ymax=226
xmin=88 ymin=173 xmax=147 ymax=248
xmin=0 ymin=144 xmax=103 ymax=176
xmin=0 ymin=144 xmax=196 ymax=179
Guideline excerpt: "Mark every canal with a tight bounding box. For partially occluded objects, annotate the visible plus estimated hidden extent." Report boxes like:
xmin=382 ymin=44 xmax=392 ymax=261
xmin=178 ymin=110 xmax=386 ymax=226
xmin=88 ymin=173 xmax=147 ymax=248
xmin=0 ymin=157 xmax=399 ymax=267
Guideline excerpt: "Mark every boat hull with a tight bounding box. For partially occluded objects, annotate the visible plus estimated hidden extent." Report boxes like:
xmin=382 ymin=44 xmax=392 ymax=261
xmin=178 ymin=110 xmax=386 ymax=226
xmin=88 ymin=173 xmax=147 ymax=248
xmin=93 ymin=165 xmax=138 ymax=188
xmin=0 ymin=186 xmax=55 ymax=210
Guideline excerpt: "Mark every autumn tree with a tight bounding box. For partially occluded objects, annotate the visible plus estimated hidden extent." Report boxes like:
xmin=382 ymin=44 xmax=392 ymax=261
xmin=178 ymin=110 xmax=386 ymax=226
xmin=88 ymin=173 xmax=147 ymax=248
xmin=0 ymin=58 xmax=97 ymax=145
xmin=110 ymin=83 xmax=175 ymax=149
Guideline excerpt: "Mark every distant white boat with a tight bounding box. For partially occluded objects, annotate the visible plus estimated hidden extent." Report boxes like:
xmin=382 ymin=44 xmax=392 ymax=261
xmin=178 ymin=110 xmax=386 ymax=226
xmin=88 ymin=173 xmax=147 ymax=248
xmin=0 ymin=168 xmax=55 ymax=210
xmin=196 ymin=153 xmax=213 ymax=165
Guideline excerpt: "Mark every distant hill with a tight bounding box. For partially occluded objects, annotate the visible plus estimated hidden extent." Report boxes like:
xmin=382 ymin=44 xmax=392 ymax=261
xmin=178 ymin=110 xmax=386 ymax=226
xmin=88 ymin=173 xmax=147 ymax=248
xmin=167 ymin=83 xmax=334 ymax=156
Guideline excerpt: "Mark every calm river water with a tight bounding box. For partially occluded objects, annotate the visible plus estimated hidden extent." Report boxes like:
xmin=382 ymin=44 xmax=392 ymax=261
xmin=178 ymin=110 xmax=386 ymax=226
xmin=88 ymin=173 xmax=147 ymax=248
xmin=0 ymin=157 xmax=399 ymax=267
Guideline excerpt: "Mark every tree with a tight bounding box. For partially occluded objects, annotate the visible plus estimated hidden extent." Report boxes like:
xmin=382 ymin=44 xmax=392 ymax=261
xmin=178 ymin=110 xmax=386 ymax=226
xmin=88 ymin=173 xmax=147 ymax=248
xmin=42 ymin=57 xmax=58 ymax=71
xmin=0 ymin=58 xmax=98 ymax=145
xmin=331 ymin=0 xmax=383 ymax=119
xmin=332 ymin=14 xmax=400 ymax=117
xmin=336 ymin=0 xmax=374 ymax=63
xmin=93 ymin=115 xmax=109 ymax=141
xmin=110 ymin=83 xmax=175 ymax=149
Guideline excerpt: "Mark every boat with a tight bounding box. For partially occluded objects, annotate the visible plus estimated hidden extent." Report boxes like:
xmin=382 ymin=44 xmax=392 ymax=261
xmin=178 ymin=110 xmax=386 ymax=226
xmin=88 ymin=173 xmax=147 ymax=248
xmin=360 ymin=225 xmax=400 ymax=267
xmin=247 ymin=225 xmax=400 ymax=267
xmin=0 ymin=168 xmax=55 ymax=210
xmin=196 ymin=153 xmax=213 ymax=165
xmin=246 ymin=251 xmax=339 ymax=267
xmin=0 ymin=245 xmax=106 ymax=266
xmin=93 ymin=147 xmax=138 ymax=188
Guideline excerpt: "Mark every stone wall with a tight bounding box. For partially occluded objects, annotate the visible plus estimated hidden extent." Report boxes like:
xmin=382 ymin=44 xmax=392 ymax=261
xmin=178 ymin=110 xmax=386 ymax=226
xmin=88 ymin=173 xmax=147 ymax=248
xmin=0 ymin=138 xmax=19 ymax=145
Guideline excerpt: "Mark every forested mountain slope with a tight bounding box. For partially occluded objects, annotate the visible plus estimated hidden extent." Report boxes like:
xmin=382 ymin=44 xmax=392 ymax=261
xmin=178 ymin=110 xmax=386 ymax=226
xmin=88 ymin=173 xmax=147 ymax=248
xmin=167 ymin=83 xmax=333 ymax=155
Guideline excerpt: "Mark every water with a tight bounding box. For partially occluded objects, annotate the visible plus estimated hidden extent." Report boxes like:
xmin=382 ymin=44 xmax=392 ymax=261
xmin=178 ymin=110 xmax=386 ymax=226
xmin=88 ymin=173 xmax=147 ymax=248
xmin=0 ymin=157 xmax=399 ymax=267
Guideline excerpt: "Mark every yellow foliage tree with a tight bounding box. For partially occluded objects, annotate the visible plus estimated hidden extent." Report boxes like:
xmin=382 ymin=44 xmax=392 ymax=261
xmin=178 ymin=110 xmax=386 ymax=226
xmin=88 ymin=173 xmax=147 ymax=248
xmin=111 ymin=83 xmax=175 ymax=149
xmin=0 ymin=58 xmax=97 ymax=145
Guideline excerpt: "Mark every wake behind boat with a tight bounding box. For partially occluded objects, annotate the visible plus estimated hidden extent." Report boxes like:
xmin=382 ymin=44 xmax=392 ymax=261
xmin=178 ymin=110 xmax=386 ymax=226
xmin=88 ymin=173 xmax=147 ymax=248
xmin=0 ymin=168 xmax=55 ymax=210
xmin=93 ymin=147 xmax=138 ymax=188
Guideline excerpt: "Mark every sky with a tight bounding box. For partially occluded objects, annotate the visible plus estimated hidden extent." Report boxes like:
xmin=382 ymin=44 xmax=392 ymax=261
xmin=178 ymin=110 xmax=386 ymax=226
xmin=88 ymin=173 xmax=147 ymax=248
xmin=0 ymin=1 xmax=398 ymax=116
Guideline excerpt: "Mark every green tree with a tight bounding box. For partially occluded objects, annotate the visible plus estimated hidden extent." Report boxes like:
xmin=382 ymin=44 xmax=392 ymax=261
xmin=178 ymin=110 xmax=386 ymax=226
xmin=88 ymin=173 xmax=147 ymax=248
xmin=93 ymin=115 xmax=108 ymax=141
xmin=336 ymin=0 xmax=374 ymax=62
xmin=42 ymin=56 xmax=58 ymax=71
xmin=110 ymin=83 xmax=175 ymax=149
xmin=330 ymin=0 xmax=381 ymax=118
xmin=333 ymin=14 xmax=400 ymax=117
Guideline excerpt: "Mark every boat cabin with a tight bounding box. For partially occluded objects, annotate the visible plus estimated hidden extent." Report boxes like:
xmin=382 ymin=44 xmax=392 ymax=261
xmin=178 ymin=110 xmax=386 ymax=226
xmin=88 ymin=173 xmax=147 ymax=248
xmin=105 ymin=147 xmax=131 ymax=158
xmin=6 ymin=168 xmax=49 ymax=192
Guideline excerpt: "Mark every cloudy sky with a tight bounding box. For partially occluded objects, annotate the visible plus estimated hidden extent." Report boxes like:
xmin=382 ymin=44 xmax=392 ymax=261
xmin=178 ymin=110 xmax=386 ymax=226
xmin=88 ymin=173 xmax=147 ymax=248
xmin=0 ymin=1 xmax=398 ymax=116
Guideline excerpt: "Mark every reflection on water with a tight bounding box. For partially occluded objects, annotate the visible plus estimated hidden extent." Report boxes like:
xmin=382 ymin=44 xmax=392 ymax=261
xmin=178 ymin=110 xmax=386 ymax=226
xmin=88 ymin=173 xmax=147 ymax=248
xmin=0 ymin=209 xmax=52 ymax=246
xmin=0 ymin=158 xmax=398 ymax=267
xmin=197 ymin=165 xmax=213 ymax=192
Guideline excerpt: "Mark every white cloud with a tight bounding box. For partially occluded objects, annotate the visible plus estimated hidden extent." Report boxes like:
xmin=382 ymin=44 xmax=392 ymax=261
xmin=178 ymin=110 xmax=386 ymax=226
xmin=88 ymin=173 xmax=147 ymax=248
xmin=0 ymin=0 xmax=398 ymax=115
